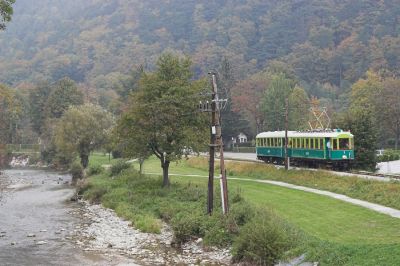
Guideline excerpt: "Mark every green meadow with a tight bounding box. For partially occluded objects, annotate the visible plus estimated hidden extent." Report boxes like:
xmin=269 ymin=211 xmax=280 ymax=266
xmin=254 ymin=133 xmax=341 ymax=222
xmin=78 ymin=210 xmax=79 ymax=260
xmin=83 ymin=154 xmax=400 ymax=265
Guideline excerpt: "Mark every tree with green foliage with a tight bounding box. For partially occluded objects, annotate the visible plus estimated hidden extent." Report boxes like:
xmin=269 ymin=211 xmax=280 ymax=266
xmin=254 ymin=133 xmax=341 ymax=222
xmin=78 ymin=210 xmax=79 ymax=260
xmin=262 ymin=73 xmax=296 ymax=131
xmin=116 ymin=53 xmax=207 ymax=187
xmin=337 ymin=71 xmax=381 ymax=170
xmin=288 ymin=86 xmax=310 ymax=130
xmin=29 ymin=81 xmax=51 ymax=135
xmin=46 ymin=77 xmax=84 ymax=119
xmin=0 ymin=84 xmax=21 ymax=144
xmin=377 ymin=77 xmax=400 ymax=149
xmin=0 ymin=0 xmax=14 ymax=30
xmin=54 ymin=104 xmax=114 ymax=168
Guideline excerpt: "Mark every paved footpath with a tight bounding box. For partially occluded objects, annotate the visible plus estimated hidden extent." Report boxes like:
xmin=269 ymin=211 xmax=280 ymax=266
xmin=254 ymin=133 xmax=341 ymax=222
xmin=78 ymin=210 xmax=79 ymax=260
xmin=147 ymin=172 xmax=400 ymax=219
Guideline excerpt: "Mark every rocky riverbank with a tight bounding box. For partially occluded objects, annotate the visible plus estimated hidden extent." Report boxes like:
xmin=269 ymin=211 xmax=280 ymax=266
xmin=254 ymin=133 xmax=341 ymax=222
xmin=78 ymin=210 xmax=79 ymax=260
xmin=70 ymin=202 xmax=231 ymax=265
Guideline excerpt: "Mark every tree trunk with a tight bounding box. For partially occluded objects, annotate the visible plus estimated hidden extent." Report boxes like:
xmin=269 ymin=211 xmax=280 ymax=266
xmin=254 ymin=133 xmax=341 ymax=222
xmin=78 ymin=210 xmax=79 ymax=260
xmin=161 ymin=160 xmax=170 ymax=187
xmin=139 ymin=158 xmax=144 ymax=174
xmin=80 ymin=153 xmax=89 ymax=169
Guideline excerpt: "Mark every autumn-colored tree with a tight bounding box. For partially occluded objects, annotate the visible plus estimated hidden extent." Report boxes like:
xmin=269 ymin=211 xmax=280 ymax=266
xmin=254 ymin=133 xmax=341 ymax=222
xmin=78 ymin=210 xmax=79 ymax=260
xmin=116 ymin=53 xmax=207 ymax=187
xmin=232 ymin=74 xmax=268 ymax=134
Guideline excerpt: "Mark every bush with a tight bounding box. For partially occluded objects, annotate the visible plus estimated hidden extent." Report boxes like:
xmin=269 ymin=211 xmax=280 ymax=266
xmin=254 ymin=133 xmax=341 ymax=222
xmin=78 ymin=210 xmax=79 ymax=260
xmin=70 ymin=160 xmax=84 ymax=181
xmin=110 ymin=159 xmax=130 ymax=176
xmin=232 ymin=210 xmax=301 ymax=266
xmin=28 ymin=154 xmax=41 ymax=165
xmin=377 ymin=149 xmax=400 ymax=162
xmin=112 ymin=150 xmax=122 ymax=159
xmin=171 ymin=211 xmax=202 ymax=243
xmin=88 ymin=164 xmax=104 ymax=176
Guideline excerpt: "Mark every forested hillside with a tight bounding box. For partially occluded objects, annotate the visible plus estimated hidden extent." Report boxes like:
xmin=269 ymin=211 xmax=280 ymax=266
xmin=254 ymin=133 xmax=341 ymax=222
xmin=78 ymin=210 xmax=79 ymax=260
xmin=1 ymin=0 xmax=400 ymax=95
xmin=1 ymin=0 xmax=400 ymax=169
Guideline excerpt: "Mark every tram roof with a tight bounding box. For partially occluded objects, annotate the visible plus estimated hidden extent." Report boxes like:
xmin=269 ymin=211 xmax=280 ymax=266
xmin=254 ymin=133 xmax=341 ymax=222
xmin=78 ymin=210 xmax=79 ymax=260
xmin=256 ymin=130 xmax=353 ymax=139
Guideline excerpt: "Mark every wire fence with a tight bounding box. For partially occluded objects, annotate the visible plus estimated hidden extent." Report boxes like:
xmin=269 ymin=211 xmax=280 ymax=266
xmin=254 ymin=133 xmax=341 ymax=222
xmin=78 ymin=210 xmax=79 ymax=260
xmin=6 ymin=144 xmax=41 ymax=153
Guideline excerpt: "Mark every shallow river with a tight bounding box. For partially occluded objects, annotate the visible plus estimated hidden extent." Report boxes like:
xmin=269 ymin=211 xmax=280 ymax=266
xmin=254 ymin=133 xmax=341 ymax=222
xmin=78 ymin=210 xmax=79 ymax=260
xmin=0 ymin=169 xmax=127 ymax=266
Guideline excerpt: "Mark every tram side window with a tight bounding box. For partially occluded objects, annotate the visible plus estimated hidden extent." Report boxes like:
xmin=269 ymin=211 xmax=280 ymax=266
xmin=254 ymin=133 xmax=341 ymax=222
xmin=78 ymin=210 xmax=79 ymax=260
xmin=320 ymin=139 xmax=324 ymax=150
xmin=339 ymin=138 xmax=350 ymax=150
xmin=333 ymin=139 xmax=338 ymax=150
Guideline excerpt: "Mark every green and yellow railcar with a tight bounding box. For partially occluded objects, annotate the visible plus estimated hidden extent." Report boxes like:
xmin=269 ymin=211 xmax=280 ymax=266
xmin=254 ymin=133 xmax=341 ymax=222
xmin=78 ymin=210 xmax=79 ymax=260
xmin=256 ymin=130 xmax=354 ymax=169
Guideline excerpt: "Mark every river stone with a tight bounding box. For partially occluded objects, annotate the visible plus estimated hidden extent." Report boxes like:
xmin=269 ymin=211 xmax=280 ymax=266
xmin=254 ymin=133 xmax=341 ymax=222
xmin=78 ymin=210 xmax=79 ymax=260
xmin=36 ymin=241 xmax=47 ymax=245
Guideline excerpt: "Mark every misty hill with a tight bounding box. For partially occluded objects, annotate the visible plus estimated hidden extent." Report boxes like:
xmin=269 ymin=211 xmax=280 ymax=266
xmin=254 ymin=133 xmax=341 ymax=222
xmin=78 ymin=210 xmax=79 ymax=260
xmin=1 ymin=0 xmax=400 ymax=94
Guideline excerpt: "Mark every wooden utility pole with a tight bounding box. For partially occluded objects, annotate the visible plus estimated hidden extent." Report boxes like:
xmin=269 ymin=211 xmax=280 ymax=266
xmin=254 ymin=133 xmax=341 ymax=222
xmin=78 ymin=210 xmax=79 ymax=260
xmin=284 ymin=97 xmax=289 ymax=170
xmin=211 ymin=73 xmax=229 ymax=215
xmin=207 ymin=77 xmax=217 ymax=215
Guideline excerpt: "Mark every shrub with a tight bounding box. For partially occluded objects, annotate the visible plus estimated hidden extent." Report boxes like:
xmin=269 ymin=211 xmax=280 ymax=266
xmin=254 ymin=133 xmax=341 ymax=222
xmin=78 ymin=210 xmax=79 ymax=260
xmin=171 ymin=211 xmax=202 ymax=244
xmin=232 ymin=210 xmax=301 ymax=266
xmin=70 ymin=160 xmax=84 ymax=181
xmin=203 ymin=224 xmax=231 ymax=247
xmin=88 ymin=164 xmax=104 ymax=176
xmin=134 ymin=214 xmax=162 ymax=233
xmin=377 ymin=150 xmax=400 ymax=162
xmin=112 ymin=150 xmax=122 ymax=159
xmin=228 ymin=200 xmax=255 ymax=228
xmin=84 ymin=186 xmax=108 ymax=204
xmin=110 ymin=159 xmax=130 ymax=176
xmin=28 ymin=154 xmax=41 ymax=165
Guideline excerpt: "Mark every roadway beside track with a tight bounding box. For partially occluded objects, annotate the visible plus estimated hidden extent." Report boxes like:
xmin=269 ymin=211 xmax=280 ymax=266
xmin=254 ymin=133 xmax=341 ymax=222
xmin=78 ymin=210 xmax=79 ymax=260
xmin=219 ymin=152 xmax=398 ymax=182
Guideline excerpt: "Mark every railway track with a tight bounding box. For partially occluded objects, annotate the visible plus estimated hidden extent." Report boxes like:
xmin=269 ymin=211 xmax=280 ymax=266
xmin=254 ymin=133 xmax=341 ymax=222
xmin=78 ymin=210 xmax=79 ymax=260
xmin=219 ymin=153 xmax=400 ymax=182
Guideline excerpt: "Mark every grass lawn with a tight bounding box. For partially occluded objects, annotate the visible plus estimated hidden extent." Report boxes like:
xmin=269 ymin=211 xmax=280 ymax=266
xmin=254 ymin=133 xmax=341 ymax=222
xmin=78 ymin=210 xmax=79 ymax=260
xmin=131 ymin=156 xmax=400 ymax=265
xmin=89 ymin=152 xmax=119 ymax=167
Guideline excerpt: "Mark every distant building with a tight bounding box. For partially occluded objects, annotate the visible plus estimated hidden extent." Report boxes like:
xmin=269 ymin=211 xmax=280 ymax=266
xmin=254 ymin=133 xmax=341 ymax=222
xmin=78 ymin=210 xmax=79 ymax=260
xmin=232 ymin=132 xmax=248 ymax=144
